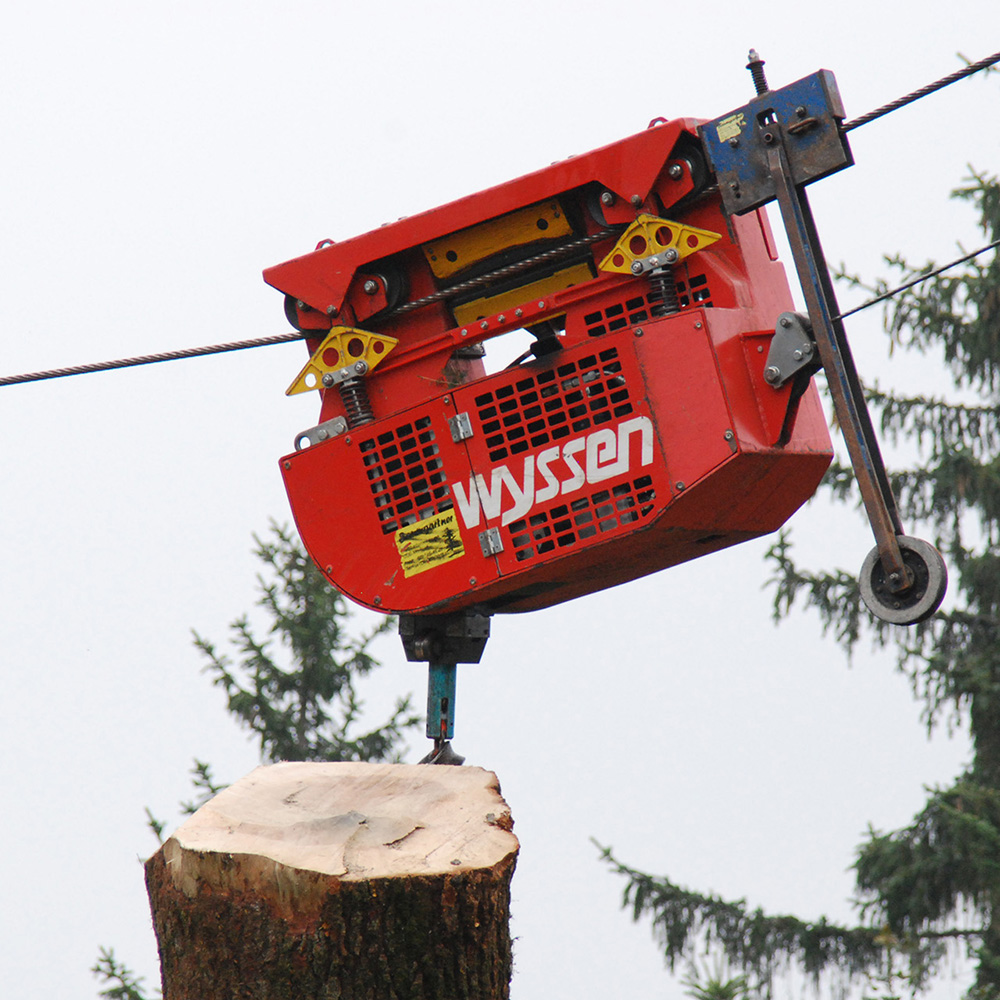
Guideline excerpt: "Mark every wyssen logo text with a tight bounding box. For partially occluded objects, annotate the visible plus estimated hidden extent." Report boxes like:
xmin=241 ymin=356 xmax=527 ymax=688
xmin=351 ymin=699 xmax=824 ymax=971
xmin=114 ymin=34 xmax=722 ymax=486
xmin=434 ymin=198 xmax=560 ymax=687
xmin=452 ymin=415 xmax=654 ymax=529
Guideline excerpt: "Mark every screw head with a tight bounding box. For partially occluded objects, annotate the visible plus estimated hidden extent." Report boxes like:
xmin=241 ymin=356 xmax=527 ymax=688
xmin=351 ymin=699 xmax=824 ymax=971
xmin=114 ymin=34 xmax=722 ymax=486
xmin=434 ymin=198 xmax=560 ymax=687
xmin=764 ymin=365 xmax=781 ymax=384
xmin=668 ymin=163 xmax=683 ymax=180
xmin=793 ymin=349 xmax=803 ymax=361
xmin=283 ymin=460 xmax=291 ymax=470
xmin=600 ymin=190 xmax=615 ymax=206
xmin=763 ymin=131 xmax=775 ymax=144
xmin=724 ymin=429 xmax=734 ymax=440
xmin=630 ymin=194 xmax=642 ymax=207
xmin=515 ymin=308 xmax=523 ymax=318
xmin=634 ymin=327 xmax=644 ymax=337
xmin=663 ymin=248 xmax=679 ymax=264
xmin=675 ymin=481 xmax=686 ymax=491
xmin=480 ymin=320 xmax=489 ymax=330
xmin=354 ymin=361 xmax=368 ymax=374
xmin=363 ymin=279 xmax=379 ymax=295
xmin=374 ymin=596 xmax=381 ymax=606
xmin=780 ymin=316 xmax=791 ymax=327
xmin=728 ymin=137 xmax=740 ymax=148
xmin=498 ymin=314 xmax=506 ymax=323
xmin=322 ymin=372 xmax=335 ymax=387
xmin=325 ymin=565 xmax=333 ymax=573
xmin=296 ymin=299 xmax=306 ymax=310
xmin=630 ymin=260 xmax=644 ymax=274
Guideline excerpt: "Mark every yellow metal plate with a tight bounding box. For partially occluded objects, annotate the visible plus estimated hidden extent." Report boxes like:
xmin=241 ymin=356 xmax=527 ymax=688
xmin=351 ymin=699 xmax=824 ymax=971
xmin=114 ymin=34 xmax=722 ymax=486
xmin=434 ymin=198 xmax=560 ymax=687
xmin=598 ymin=215 xmax=721 ymax=274
xmin=452 ymin=261 xmax=594 ymax=326
xmin=395 ymin=509 xmax=466 ymax=577
xmin=423 ymin=200 xmax=572 ymax=280
xmin=286 ymin=327 xmax=398 ymax=396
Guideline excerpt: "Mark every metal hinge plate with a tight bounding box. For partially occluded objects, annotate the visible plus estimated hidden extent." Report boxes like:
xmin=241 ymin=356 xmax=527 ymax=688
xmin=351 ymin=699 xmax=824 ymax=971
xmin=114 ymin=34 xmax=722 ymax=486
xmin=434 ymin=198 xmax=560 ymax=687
xmin=449 ymin=412 xmax=474 ymax=442
xmin=478 ymin=527 xmax=503 ymax=557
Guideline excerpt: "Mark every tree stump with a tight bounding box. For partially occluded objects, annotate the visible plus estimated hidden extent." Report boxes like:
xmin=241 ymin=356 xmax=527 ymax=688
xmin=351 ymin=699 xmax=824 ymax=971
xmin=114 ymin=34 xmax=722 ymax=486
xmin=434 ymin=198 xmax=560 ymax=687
xmin=145 ymin=761 xmax=518 ymax=999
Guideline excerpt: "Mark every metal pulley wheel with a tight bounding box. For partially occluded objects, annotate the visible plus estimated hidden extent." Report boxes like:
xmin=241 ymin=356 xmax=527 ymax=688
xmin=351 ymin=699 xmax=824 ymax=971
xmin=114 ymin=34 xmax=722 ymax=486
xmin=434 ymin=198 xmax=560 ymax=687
xmin=859 ymin=535 xmax=948 ymax=625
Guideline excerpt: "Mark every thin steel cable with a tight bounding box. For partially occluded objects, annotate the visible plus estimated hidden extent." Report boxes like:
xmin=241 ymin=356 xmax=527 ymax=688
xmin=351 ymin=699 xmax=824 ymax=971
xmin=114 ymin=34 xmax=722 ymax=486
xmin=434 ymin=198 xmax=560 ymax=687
xmin=843 ymin=51 xmax=1000 ymax=132
xmin=0 ymin=331 xmax=308 ymax=387
xmin=836 ymin=237 xmax=1000 ymax=320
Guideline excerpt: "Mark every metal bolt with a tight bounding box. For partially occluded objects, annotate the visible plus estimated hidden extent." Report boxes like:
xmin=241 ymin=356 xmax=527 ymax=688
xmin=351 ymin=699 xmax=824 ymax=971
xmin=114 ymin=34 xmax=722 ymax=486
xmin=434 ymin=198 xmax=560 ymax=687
xmin=728 ymin=137 xmax=740 ymax=148
xmin=322 ymin=372 xmax=335 ymax=387
xmin=326 ymin=304 xmax=338 ymax=317
xmin=480 ymin=320 xmax=488 ymax=330
xmin=663 ymin=248 xmax=679 ymax=264
xmin=764 ymin=365 xmax=781 ymax=384
xmin=724 ymin=430 xmax=734 ymax=441
xmin=345 ymin=436 xmax=351 ymax=444
xmin=470 ymin=577 xmax=477 ymax=585
xmin=600 ymin=191 xmax=615 ymax=206
xmin=460 ymin=328 xmax=468 ymax=337
xmin=630 ymin=195 xmax=642 ymax=207
xmin=634 ymin=327 xmax=644 ymax=337
xmin=694 ymin=322 xmax=703 ymax=329
xmin=283 ymin=461 xmax=291 ymax=470
xmin=793 ymin=349 xmax=803 ymax=361
xmin=668 ymin=163 xmax=683 ymax=180
xmin=363 ymin=279 xmax=379 ymax=295
xmin=757 ymin=345 xmax=763 ymax=353
xmin=630 ymin=260 xmax=644 ymax=274
xmin=889 ymin=572 xmax=901 ymax=583
xmin=780 ymin=316 xmax=791 ymax=327
xmin=374 ymin=596 xmax=381 ymax=606
xmin=515 ymin=308 xmax=523 ymax=318
xmin=317 ymin=428 xmax=329 ymax=440
xmin=498 ymin=314 xmax=506 ymax=323
xmin=675 ymin=481 xmax=686 ymax=491
xmin=763 ymin=131 xmax=775 ymax=144
xmin=648 ymin=256 xmax=660 ymax=267
xmin=443 ymin=395 xmax=451 ymax=404
xmin=354 ymin=361 xmax=368 ymax=374
xmin=796 ymin=105 xmax=807 ymax=118
xmin=296 ymin=299 xmax=306 ymax=310
xmin=325 ymin=565 xmax=333 ymax=573
xmin=538 ymin=301 xmax=546 ymax=308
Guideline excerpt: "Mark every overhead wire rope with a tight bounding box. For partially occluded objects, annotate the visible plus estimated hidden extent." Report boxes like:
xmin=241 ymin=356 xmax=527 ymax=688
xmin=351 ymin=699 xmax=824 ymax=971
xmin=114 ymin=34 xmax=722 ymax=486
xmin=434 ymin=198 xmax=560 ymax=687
xmin=2 ymin=50 xmax=998 ymax=390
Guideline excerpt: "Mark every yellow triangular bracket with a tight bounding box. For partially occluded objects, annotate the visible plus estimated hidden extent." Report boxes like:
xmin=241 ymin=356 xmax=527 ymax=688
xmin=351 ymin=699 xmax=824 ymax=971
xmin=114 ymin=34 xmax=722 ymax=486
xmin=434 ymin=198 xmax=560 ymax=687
xmin=598 ymin=215 xmax=722 ymax=275
xmin=286 ymin=327 xmax=398 ymax=396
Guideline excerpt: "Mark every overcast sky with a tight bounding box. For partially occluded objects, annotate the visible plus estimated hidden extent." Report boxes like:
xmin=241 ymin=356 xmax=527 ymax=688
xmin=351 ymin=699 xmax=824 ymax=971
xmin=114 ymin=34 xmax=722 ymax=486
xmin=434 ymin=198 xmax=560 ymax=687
xmin=1 ymin=2 xmax=997 ymax=998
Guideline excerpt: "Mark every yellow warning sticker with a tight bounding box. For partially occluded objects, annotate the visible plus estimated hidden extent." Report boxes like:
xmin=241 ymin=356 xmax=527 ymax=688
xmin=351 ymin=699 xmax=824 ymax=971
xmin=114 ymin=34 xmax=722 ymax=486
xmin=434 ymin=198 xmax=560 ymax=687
xmin=395 ymin=509 xmax=465 ymax=578
xmin=716 ymin=112 xmax=746 ymax=143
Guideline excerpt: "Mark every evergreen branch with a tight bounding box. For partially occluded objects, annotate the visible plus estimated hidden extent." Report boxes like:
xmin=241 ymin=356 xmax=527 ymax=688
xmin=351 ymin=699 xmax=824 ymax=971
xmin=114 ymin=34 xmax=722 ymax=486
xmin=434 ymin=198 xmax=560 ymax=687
xmin=91 ymin=948 xmax=154 ymax=1000
xmin=594 ymin=843 xmax=883 ymax=996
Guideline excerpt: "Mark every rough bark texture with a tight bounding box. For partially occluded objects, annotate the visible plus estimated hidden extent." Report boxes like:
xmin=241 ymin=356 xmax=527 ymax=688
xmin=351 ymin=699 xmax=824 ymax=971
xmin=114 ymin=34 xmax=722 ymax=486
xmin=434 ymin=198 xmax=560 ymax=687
xmin=145 ymin=762 xmax=518 ymax=1000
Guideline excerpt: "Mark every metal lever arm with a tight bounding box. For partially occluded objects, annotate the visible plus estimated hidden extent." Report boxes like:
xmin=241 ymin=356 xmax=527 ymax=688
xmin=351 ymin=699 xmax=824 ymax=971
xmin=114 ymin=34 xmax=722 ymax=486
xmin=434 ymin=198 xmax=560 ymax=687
xmin=764 ymin=139 xmax=907 ymax=582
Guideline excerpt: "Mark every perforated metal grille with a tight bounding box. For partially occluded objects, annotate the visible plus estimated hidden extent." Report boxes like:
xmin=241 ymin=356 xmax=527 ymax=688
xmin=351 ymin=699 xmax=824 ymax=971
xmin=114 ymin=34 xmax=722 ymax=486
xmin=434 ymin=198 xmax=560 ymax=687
xmin=359 ymin=416 xmax=452 ymax=534
xmin=507 ymin=474 xmax=656 ymax=562
xmin=583 ymin=273 xmax=713 ymax=336
xmin=474 ymin=347 xmax=634 ymax=464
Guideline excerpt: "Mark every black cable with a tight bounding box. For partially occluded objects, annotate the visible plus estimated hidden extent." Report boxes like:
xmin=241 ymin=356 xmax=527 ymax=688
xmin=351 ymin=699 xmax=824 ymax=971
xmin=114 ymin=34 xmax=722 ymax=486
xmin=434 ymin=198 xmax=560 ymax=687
xmin=0 ymin=331 xmax=308 ymax=387
xmin=836 ymin=238 xmax=1000 ymax=321
xmin=843 ymin=50 xmax=1000 ymax=132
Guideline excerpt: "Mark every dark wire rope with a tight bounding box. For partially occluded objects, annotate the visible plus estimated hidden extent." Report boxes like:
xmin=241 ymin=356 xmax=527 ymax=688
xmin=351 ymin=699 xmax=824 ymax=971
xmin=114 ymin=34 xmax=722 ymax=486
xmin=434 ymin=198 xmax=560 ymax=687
xmin=3 ymin=53 xmax=999 ymax=389
xmin=836 ymin=238 xmax=1000 ymax=321
xmin=0 ymin=331 xmax=308 ymax=387
xmin=843 ymin=50 xmax=1000 ymax=132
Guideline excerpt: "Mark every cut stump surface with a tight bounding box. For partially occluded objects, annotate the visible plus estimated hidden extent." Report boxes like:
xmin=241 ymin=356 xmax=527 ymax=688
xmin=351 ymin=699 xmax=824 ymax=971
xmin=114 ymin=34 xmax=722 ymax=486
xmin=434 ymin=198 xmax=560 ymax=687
xmin=146 ymin=761 xmax=519 ymax=1000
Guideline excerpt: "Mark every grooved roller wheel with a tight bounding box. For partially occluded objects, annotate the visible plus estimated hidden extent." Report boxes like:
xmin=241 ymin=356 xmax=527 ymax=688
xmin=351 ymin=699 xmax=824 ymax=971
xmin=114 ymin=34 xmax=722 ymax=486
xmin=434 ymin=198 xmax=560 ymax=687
xmin=859 ymin=535 xmax=947 ymax=625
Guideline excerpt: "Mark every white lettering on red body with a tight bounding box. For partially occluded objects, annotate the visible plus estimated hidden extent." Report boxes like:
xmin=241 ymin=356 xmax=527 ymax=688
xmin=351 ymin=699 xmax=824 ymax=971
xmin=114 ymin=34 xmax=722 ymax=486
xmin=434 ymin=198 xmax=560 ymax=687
xmin=451 ymin=415 xmax=654 ymax=529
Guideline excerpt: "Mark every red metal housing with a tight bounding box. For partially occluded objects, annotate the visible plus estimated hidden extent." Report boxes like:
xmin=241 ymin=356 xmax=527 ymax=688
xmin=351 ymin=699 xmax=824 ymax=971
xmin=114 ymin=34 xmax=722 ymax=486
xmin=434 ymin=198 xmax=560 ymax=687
xmin=266 ymin=118 xmax=833 ymax=615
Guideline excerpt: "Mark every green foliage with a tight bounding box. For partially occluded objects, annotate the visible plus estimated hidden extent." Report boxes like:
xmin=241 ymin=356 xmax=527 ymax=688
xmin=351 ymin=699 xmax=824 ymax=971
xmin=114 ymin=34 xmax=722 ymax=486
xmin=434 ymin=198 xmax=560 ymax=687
xmin=604 ymin=171 xmax=1000 ymax=999
xmin=91 ymin=949 xmax=152 ymax=1000
xmin=94 ymin=524 xmax=418 ymax=999
xmin=194 ymin=522 xmax=420 ymax=764
xmin=681 ymin=959 xmax=752 ymax=999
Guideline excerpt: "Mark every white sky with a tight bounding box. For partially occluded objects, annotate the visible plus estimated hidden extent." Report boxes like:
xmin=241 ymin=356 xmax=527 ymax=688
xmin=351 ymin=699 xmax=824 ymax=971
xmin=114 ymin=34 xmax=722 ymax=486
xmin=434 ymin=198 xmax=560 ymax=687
xmin=0 ymin=2 xmax=997 ymax=997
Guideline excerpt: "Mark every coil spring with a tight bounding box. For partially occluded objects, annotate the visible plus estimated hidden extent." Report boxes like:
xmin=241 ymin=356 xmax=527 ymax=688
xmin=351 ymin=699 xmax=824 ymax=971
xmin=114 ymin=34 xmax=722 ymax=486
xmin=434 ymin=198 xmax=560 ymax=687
xmin=649 ymin=264 xmax=680 ymax=317
xmin=338 ymin=377 xmax=375 ymax=427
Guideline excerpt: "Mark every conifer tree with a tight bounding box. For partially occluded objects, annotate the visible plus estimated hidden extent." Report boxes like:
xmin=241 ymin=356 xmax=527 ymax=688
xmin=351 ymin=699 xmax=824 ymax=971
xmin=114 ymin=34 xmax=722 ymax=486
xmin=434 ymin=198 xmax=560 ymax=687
xmin=601 ymin=172 xmax=1000 ymax=999
xmin=93 ymin=523 xmax=418 ymax=998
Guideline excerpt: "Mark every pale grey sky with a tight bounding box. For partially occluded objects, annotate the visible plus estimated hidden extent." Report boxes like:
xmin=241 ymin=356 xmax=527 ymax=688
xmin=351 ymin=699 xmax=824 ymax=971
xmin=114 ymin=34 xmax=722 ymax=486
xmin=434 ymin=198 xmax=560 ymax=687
xmin=0 ymin=2 xmax=997 ymax=997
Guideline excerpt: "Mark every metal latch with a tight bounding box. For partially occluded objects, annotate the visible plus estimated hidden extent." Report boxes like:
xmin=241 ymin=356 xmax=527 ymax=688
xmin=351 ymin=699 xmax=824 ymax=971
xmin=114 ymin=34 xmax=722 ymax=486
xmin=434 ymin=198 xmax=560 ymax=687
xmin=478 ymin=527 xmax=503 ymax=557
xmin=763 ymin=312 xmax=818 ymax=388
xmin=449 ymin=412 xmax=474 ymax=442
xmin=294 ymin=415 xmax=349 ymax=451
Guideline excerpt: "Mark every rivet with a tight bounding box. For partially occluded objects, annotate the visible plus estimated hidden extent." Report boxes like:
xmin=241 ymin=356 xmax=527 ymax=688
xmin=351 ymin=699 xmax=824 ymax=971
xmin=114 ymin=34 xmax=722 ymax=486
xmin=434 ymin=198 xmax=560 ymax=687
xmin=724 ymin=430 xmax=734 ymax=440
xmin=634 ymin=327 xmax=644 ymax=337
xmin=757 ymin=345 xmax=763 ymax=353
xmin=538 ymin=300 xmax=546 ymax=308
xmin=728 ymin=137 xmax=740 ymax=148
xmin=630 ymin=195 xmax=642 ymax=207
xmin=345 ymin=436 xmax=352 ymax=445
xmin=283 ymin=461 xmax=291 ymax=470
xmin=515 ymin=308 xmax=523 ymax=317
xmin=461 ymin=329 xmax=468 ymax=337
xmin=695 ymin=322 xmax=703 ymax=329
xmin=668 ymin=163 xmax=683 ymax=180
xmin=600 ymin=191 xmax=615 ymax=206
xmin=443 ymin=395 xmax=451 ymax=404
xmin=326 ymin=305 xmax=338 ymax=316
xmin=498 ymin=314 xmax=506 ymax=323
xmin=675 ymin=482 xmax=686 ymax=490
xmin=470 ymin=577 xmax=477 ymax=585
xmin=325 ymin=565 xmax=333 ymax=573
xmin=374 ymin=596 xmax=382 ymax=606
xmin=480 ymin=320 xmax=489 ymax=330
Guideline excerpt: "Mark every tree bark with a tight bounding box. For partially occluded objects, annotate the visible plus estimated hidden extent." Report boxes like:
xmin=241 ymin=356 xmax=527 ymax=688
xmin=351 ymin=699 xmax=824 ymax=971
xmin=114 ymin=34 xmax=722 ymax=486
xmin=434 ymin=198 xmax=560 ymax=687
xmin=145 ymin=761 xmax=518 ymax=999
